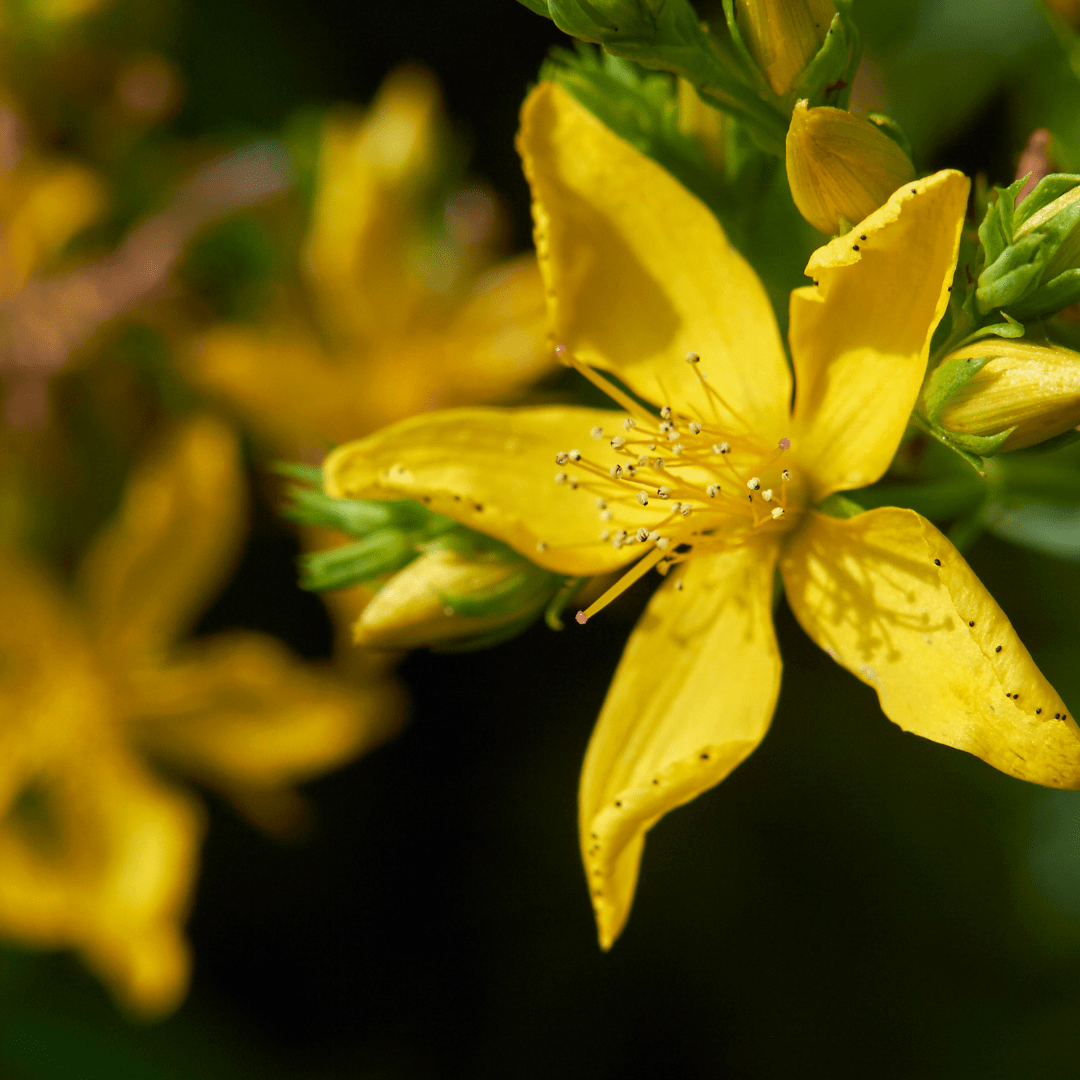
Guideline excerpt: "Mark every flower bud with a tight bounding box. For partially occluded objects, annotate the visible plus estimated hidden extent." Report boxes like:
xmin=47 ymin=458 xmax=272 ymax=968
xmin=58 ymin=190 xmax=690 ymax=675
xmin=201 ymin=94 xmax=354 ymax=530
xmin=933 ymin=340 xmax=1080 ymax=452
xmin=785 ymin=100 xmax=916 ymax=235
xmin=353 ymin=548 xmax=559 ymax=650
xmin=977 ymin=173 xmax=1080 ymax=320
xmin=734 ymin=0 xmax=836 ymax=96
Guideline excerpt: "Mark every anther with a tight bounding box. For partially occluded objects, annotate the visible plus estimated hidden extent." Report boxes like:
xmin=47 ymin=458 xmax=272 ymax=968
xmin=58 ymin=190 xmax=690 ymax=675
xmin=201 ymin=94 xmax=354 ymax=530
xmin=688 ymin=421 xmax=702 ymax=435
xmin=624 ymin=464 xmax=637 ymax=477
xmin=637 ymin=491 xmax=649 ymax=506
xmin=657 ymin=486 xmax=672 ymax=499
xmin=655 ymin=458 xmax=666 ymax=471
xmin=680 ymin=505 xmax=692 ymax=517
xmin=596 ymin=498 xmax=607 ymax=510
xmin=714 ymin=442 xmax=730 ymax=455
xmin=656 ymin=537 xmax=671 ymax=549
xmin=706 ymin=484 xmax=720 ymax=498
xmin=555 ymin=343 xmax=566 ymax=356
xmin=600 ymin=509 xmax=613 ymax=522
xmin=685 ymin=351 xmax=700 ymax=364
xmin=555 ymin=452 xmax=569 ymax=465
xmin=781 ymin=469 xmax=791 ymax=482
xmin=672 ymin=444 xmax=684 ymax=455
xmin=747 ymin=477 xmax=761 ymax=490
xmin=537 ymin=541 xmax=548 ymax=551
xmin=648 ymin=530 xmax=661 ymax=542
xmin=636 ymin=527 xmax=649 ymax=542
xmin=771 ymin=506 xmax=785 ymax=520
xmin=637 ymin=454 xmax=649 ymax=466
xmin=762 ymin=489 xmax=773 ymax=502
xmin=610 ymin=435 xmax=626 ymax=449
xmin=666 ymin=429 xmax=680 ymax=442
xmin=568 ymin=449 xmax=582 ymax=462
xmin=600 ymin=529 xmax=610 ymax=541
xmin=660 ymin=406 xmax=672 ymax=420
xmin=622 ymin=417 xmax=636 ymax=430
xmin=555 ymin=471 xmax=568 ymax=485
xmin=674 ymin=579 xmax=684 ymax=591
xmin=610 ymin=464 xmax=623 ymax=479
xmin=778 ymin=437 xmax=791 ymax=450
xmin=590 ymin=426 xmax=604 ymax=440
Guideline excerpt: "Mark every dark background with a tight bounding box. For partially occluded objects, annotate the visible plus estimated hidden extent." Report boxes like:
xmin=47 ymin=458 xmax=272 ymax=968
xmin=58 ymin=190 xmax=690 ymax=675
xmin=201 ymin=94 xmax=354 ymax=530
xmin=6 ymin=1 xmax=1080 ymax=1077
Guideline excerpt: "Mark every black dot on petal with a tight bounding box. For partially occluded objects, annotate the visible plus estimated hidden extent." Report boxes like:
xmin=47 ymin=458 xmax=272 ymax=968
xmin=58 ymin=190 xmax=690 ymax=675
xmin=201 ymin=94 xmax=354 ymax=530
xmin=453 ymin=494 xmax=461 ymax=501
xmin=911 ymin=188 xmax=917 ymax=194
xmin=969 ymin=621 xmax=975 ymax=627
xmin=651 ymin=779 xmax=659 ymax=785
xmin=614 ymin=801 xmax=622 ymax=808
xmin=934 ymin=559 xmax=941 ymax=566
xmin=590 ymin=832 xmax=597 ymax=839
xmin=995 ymin=645 xmax=1002 ymax=653
xmin=1013 ymin=694 xmax=1020 ymax=699
xmin=699 ymin=753 xmax=710 ymax=760
xmin=1056 ymin=713 xmax=1062 ymax=719
xmin=853 ymin=245 xmax=860 ymax=251
xmin=1036 ymin=708 xmax=1042 ymax=715
xmin=860 ymin=234 xmax=867 ymax=241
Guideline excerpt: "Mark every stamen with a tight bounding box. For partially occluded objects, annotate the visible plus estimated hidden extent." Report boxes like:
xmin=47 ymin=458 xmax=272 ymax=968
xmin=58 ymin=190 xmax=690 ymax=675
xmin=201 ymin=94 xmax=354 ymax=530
xmin=569 ymin=449 xmax=582 ymax=462
xmin=706 ymin=484 xmax=720 ymax=498
xmin=657 ymin=486 xmax=672 ymax=499
xmin=636 ymin=527 xmax=649 ymax=542
xmin=610 ymin=464 xmax=623 ymax=479
xmin=622 ymin=418 xmax=636 ymax=430
xmin=610 ymin=435 xmax=626 ymax=449
xmin=555 ymin=452 xmax=569 ymax=465
xmin=562 ymin=350 xmax=653 ymax=421
xmin=713 ymin=443 xmax=730 ymax=455
xmin=660 ymin=406 xmax=672 ymax=420
xmin=600 ymin=509 xmax=613 ymax=521
xmin=771 ymin=506 xmax=785 ymax=520
xmin=781 ymin=469 xmax=791 ymax=482
xmin=575 ymin=546 xmax=667 ymax=624
xmin=555 ymin=472 xmax=568 ymax=485
xmin=688 ymin=422 xmax=702 ymax=435
xmin=747 ymin=477 xmax=761 ymax=490
xmin=590 ymin=426 xmax=604 ymax=440
xmin=685 ymin=351 xmax=700 ymax=364
xmin=596 ymin=498 xmax=607 ymax=510
xmin=762 ymin=489 xmax=773 ymax=502
xmin=637 ymin=491 xmax=649 ymax=506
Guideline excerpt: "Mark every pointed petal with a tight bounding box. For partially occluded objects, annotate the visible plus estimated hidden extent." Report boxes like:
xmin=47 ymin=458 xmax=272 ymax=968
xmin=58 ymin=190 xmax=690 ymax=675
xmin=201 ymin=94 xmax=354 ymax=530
xmin=579 ymin=541 xmax=782 ymax=949
xmin=789 ymin=170 xmax=969 ymax=500
xmin=0 ymin=748 xmax=201 ymax=1017
xmin=780 ymin=508 xmax=1080 ymax=787
xmin=78 ymin=416 xmax=247 ymax=663
xmin=518 ymin=81 xmax=791 ymax=440
xmin=124 ymin=631 xmax=405 ymax=798
xmin=323 ymin=406 xmax=659 ymax=576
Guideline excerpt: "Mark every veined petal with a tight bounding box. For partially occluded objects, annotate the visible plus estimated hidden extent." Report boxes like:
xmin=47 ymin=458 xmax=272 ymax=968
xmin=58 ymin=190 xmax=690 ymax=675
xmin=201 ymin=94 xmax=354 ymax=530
xmin=123 ymin=631 xmax=405 ymax=800
xmin=579 ymin=541 xmax=782 ymax=949
xmin=790 ymin=171 xmax=969 ymax=500
xmin=78 ymin=416 xmax=247 ymax=664
xmin=518 ymin=81 xmax=791 ymax=440
xmin=323 ymin=406 xmax=658 ymax=576
xmin=780 ymin=508 xmax=1080 ymax=787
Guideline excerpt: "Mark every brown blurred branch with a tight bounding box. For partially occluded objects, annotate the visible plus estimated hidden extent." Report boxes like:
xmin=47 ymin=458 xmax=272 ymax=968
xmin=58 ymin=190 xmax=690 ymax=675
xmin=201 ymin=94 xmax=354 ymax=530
xmin=0 ymin=141 xmax=293 ymax=428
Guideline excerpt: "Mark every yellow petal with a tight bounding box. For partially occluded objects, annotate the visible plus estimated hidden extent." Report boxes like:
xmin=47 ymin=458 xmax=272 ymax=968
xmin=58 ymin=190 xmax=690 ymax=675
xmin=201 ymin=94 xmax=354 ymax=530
xmin=78 ymin=415 xmax=247 ymax=663
xmin=0 ymin=747 xmax=201 ymax=1018
xmin=789 ymin=170 xmax=969 ymax=500
xmin=122 ymin=631 xmax=405 ymax=795
xmin=579 ymin=541 xmax=782 ymax=949
xmin=786 ymin=101 xmax=916 ymax=236
xmin=735 ymin=0 xmax=836 ymax=96
xmin=307 ymin=66 xmax=444 ymax=343
xmin=518 ymin=81 xmax=791 ymax=441
xmin=323 ymin=406 xmax=658 ymax=576
xmin=780 ymin=508 xmax=1080 ymax=787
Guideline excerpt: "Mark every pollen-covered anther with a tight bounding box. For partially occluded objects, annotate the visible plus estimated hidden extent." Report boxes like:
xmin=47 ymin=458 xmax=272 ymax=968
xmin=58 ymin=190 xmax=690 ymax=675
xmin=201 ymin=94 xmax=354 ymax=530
xmin=714 ymin=442 xmax=730 ymax=455
xmin=657 ymin=486 xmax=672 ymax=499
xmin=590 ymin=426 xmax=604 ymax=440
xmin=660 ymin=406 xmax=672 ymax=420
xmin=600 ymin=529 xmax=611 ymax=541
xmin=706 ymin=483 xmax=720 ymax=498
xmin=600 ymin=509 xmax=613 ymax=522
xmin=747 ymin=477 xmax=761 ymax=490
xmin=655 ymin=458 xmax=666 ymax=471
xmin=656 ymin=537 xmax=671 ymax=550
xmin=781 ymin=469 xmax=791 ymax=481
xmin=762 ymin=489 xmax=773 ymax=502
xmin=568 ymin=449 xmax=582 ymax=462
xmin=637 ymin=454 xmax=649 ymax=466
xmin=610 ymin=435 xmax=626 ymax=449
xmin=555 ymin=471 xmax=569 ymax=485
xmin=610 ymin=464 xmax=623 ymax=479
xmin=685 ymin=351 xmax=700 ymax=364
xmin=596 ymin=497 xmax=607 ymax=510
xmin=624 ymin=464 xmax=637 ymax=478
xmin=771 ymin=506 xmax=785 ymax=520
xmin=537 ymin=541 xmax=548 ymax=551
xmin=672 ymin=444 xmax=685 ymax=456
xmin=666 ymin=429 xmax=680 ymax=443
xmin=636 ymin=527 xmax=650 ymax=542
xmin=648 ymin=530 xmax=661 ymax=542
xmin=555 ymin=451 xmax=569 ymax=465
xmin=688 ymin=422 xmax=702 ymax=435
xmin=622 ymin=417 xmax=636 ymax=430
xmin=637 ymin=491 xmax=649 ymax=506
xmin=680 ymin=505 xmax=693 ymax=517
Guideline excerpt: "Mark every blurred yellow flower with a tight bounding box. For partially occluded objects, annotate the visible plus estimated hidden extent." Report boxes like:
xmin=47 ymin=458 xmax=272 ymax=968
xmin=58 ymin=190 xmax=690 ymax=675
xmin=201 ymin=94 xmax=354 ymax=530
xmin=0 ymin=414 xmax=402 ymax=1016
xmin=321 ymin=84 xmax=1080 ymax=950
xmin=189 ymin=66 xmax=551 ymax=455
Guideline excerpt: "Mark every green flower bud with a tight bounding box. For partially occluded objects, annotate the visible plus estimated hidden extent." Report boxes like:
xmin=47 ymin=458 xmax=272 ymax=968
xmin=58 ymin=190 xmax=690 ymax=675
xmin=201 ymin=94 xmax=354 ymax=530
xmin=354 ymin=548 xmax=562 ymax=650
xmin=977 ymin=174 xmax=1080 ymax=320
xmin=933 ymin=340 xmax=1080 ymax=452
xmin=785 ymin=100 xmax=915 ymax=235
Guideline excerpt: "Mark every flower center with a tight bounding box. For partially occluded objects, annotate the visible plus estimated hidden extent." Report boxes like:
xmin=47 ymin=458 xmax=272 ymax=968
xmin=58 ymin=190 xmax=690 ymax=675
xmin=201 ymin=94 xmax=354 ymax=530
xmin=548 ymin=347 xmax=803 ymax=623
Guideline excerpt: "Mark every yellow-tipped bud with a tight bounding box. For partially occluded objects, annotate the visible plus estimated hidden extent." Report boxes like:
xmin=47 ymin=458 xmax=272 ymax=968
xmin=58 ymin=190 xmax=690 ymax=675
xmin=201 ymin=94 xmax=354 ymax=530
xmin=785 ymin=100 xmax=916 ymax=235
xmin=936 ymin=340 xmax=1080 ymax=451
xmin=353 ymin=549 xmax=545 ymax=650
xmin=734 ymin=0 xmax=836 ymax=96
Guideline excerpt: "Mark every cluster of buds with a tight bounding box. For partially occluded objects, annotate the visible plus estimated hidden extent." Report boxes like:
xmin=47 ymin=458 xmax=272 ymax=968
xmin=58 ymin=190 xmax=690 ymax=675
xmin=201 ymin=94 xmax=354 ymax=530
xmin=282 ymin=468 xmax=580 ymax=651
xmin=517 ymin=0 xmax=859 ymax=156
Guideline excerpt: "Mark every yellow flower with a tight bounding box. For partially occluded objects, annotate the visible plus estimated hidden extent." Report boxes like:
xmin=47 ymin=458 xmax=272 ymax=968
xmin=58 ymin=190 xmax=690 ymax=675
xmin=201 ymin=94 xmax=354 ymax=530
xmin=189 ymin=67 xmax=551 ymax=454
xmin=320 ymin=83 xmax=1080 ymax=950
xmin=734 ymin=0 xmax=837 ymax=96
xmin=0 ymin=415 xmax=402 ymax=1015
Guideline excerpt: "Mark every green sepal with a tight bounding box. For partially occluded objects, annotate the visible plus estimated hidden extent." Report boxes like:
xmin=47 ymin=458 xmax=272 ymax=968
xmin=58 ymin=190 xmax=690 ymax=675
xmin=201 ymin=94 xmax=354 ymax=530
xmin=866 ymin=112 xmax=912 ymax=160
xmin=951 ymin=315 xmax=1025 ymax=352
xmin=272 ymin=462 xmax=323 ymax=485
xmin=299 ymin=530 xmax=416 ymax=592
xmin=942 ymin=427 xmax=1016 ymax=457
xmin=1013 ymin=173 xmax=1080 ymax=231
xmin=438 ymin=565 xmax=555 ymax=619
xmin=1006 ymin=267 xmax=1080 ymax=321
xmin=284 ymin=487 xmax=440 ymax=538
xmin=977 ymin=178 xmax=1026 ymax=268
xmin=816 ymin=493 xmax=865 ymax=519
xmin=544 ymin=576 xmax=587 ymax=630
xmin=431 ymin=610 xmax=547 ymax=654
xmin=921 ymin=351 xmax=995 ymax=426
xmin=515 ymin=0 xmax=553 ymax=15
xmin=977 ymin=232 xmax=1050 ymax=314
xmin=788 ymin=1 xmax=861 ymax=111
